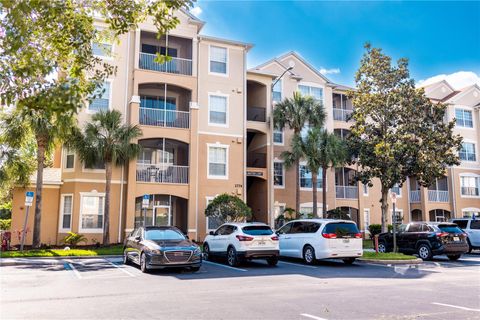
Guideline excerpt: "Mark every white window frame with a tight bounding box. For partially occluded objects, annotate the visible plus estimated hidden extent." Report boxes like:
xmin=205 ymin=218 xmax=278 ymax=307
xmin=205 ymin=195 xmax=224 ymax=232
xmin=454 ymin=107 xmax=474 ymax=129
xmin=459 ymin=173 xmax=480 ymax=198
xmin=207 ymin=143 xmax=229 ymax=180
xmin=297 ymin=82 xmax=325 ymax=104
xmin=87 ymin=79 xmax=113 ymax=114
xmin=78 ymin=192 xmax=105 ymax=233
xmin=299 ymin=161 xmax=323 ymax=191
xmin=363 ymin=208 xmax=371 ymax=233
xmin=274 ymin=202 xmax=287 ymax=218
xmin=92 ymin=26 xmax=114 ymax=60
xmin=273 ymin=160 xmax=285 ymax=189
xmin=63 ymin=148 xmax=75 ymax=172
xmin=462 ymin=207 xmax=480 ymax=218
xmin=272 ymin=79 xmax=283 ymax=103
xmin=82 ymin=160 xmax=106 ymax=173
xmin=459 ymin=141 xmax=477 ymax=163
xmin=58 ymin=194 xmax=74 ymax=232
xmin=390 ymin=183 xmax=402 ymax=198
xmin=208 ymin=92 xmax=229 ymax=128
xmin=299 ymin=202 xmax=324 ymax=217
xmin=208 ymin=45 xmax=229 ymax=77
xmin=273 ymin=127 xmax=284 ymax=146
xmin=363 ymin=183 xmax=369 ymax=196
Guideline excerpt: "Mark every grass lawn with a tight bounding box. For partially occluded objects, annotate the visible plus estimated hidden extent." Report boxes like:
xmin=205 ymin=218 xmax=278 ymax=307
xmin=361 ymin=251 xmax=417 ymax=260
xmin=0 ymin=244 xmax=124 ymax=258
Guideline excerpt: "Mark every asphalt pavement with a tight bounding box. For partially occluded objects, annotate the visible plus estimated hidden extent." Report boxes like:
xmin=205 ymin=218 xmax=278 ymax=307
xmin=1 ymin=253 xmax=479 ymax=320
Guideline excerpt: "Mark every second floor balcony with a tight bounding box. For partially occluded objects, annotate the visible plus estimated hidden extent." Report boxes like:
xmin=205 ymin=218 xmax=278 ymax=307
xmin=247 ymin=153 xmax=267 ymax=168
xmin=428 ymin=190 xmax=449 ymax=202
xmin=336 ymin=186 xmax=358 ymax=199
xmin=333 ymin=108 xmax=353 ymax=122
xmin=410 ymin=190 xmax=421 ymax=203
xmin=247 ymin=106 xmax=266 ymax=122
xmin=335 ymin=167 xmax=358 ymax=199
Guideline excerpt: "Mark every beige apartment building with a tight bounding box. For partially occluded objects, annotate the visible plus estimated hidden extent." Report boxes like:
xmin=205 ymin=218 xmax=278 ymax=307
xmin=10 ymin=10 xmax=480 ymax=246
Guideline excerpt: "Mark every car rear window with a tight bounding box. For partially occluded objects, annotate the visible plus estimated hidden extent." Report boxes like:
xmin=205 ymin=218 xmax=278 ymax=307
xmin=323 ymin=222 xmax=359 ymax=238
xmin=452 ymin=220 xmax=468 ymax=229
xmin=242 ymin=225 xmax=273 ymax=236
xmin=438 ymin=225 xmax=463 ymax=234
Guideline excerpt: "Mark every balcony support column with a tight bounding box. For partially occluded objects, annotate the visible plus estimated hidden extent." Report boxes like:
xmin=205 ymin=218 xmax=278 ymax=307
xmin=188 ymin=101 xmax=199 ymax=241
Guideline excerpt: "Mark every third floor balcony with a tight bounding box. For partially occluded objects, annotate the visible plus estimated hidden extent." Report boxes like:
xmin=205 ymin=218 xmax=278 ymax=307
xmin=333 ymin=93 xmax=353 ymax=122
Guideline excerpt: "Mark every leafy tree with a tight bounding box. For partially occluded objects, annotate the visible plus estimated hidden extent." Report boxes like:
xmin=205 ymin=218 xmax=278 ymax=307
xmin=1 ymin=108 xmax=76 ymax=248
xmin=347 ymin=44 xmax=462 ymax=232
xmin=273 ymin=92 xmax=326 ymax=213
xmin=205 ymin=194 xmax=252 ymax=223
xmin=69 ymin=110 xmax=141 ymax=245
xmin=62 ymin=232 xmax=88 ymax=247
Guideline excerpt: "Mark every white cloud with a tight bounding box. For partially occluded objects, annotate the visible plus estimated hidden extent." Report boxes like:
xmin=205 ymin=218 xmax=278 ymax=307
xmin=190 ymin=6 xmax=202 ymax=17
xmin=319 ymin=67 xmax=340 ymax=75
xmin=418 ymin=71 xmax=480 ymax=90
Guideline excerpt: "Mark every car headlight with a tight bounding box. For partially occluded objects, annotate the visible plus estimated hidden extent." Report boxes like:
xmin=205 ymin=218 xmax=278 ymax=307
xmin=150 ymin=249 xmax=162 ymax=255
xmin=193 ymin=247 xmax=202 ymax=255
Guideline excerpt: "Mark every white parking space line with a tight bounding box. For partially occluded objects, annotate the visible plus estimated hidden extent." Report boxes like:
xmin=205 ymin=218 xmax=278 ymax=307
xmin=300 ymin=313 xmax=328 ymax=320
xmin=107 ymin=261 xmax=136 ymax=277
xmin=203 ymin=261 xmax=248 ymax=272
xmin=432 ymin=302 xmax=480 ymax=312
xmin=67 ymin=262 xmax=82 ymax=279
xmin=279 ymin=261 xmax=318 ymax=269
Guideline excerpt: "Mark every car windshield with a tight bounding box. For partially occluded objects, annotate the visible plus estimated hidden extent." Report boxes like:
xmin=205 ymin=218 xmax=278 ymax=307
xmin=323 ymin=222 xmax=359 ymax=238
xmin=145 ymin=229 xmax=185 ymax=241
xmin=438 ymin=225 xmax=463 ymax=234
xmin=242 ymin=225 xmax=273 ymax=236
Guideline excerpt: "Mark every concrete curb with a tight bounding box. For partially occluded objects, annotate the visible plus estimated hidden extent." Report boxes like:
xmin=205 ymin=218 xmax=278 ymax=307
xmin=357 ymin=258 xmax=423 ymax=265
xmin=0 ymin=255 xmax=123 ymax=267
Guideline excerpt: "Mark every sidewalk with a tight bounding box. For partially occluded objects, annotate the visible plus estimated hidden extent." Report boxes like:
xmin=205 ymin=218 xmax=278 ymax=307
xmin=0 ymin=255 xmax=123 ymax=267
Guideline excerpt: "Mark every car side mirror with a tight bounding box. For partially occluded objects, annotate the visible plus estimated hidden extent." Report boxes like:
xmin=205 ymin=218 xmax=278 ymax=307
xmin=135 ymin=236 xmax=141 ymax=241
xmin=209 ymin=231 xmax=215 ymax=236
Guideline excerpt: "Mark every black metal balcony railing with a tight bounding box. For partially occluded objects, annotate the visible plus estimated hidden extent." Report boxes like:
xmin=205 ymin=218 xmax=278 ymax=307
xmin=247 ymin=106 xmax=266 ymax=122
xmin=247 ymin=153 xmax=267 ymax=168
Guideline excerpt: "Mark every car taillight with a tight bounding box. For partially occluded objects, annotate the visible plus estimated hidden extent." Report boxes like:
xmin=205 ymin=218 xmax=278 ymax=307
xmin=236 ymin=235 xmax=254 ymax=241
xmin=435 ymin=232 xmax=449 ymax=238
xmin=354 ymin=233 xmax=362 ymax=238
xmin=271 ymin=236 xmax=279 ymax=241
xmin=322 ymin=233 xmax=337 ymax=239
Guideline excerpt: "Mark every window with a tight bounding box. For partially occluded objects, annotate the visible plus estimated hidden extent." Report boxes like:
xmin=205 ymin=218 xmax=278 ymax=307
xmin=299 ymin=164 xmax=323 ymax=189
xmin=80 ymin=194 xmax=104 ymax=232
xmin=390 ymin=184 xmax=402 ymax=197
xmin=206 ymin=196 xmax=224 ymax=231
xmin=209 ymin=95 xmax=228 ymax=125
xmin=64 ymin=149 xmax=75 ymax=170
xmin=364 ymin=208 xmax=370 ymax=232
xmin=407 ymin=224 xmax=422 ymax=232
xmin=209 ymin=46 xmax=227 ymax=74
xmin=460 ymin=176 xmax=479 ymax=196
xmin=276 ymin=222 xmax=292 ymax=234
xmin=452 ymin=219 xmax=468 ymax=229
xmin=89 ymin=81 xmax=110 ymax=112
xmin=323 ymin=222 xmax=359 ymax=238
xmin=272 ymin=79 xmax=282 ymax=102
xmin=273 ymin=127 xmax=284 ymax=145
xmin=455 ymin=109 xmax=473 ymax=128
xmin=242 ymin=225 xmax=274 ymax=236
xmin=208 ymin=145 xmax=228 ymax=178
xmin=461 ymin=209 xmax=480 ymax=218
xmin=59 ymin=195 xmax=73 ymax=231
xmin=459 ymin=142 xmax=476 ymax=161
xmin=93 ymin=28 xmax=113 ymax=58
xmin=299 ymin=206 xmax=314 ymax=218
xmin=85 ymin=159 xmax=106 ymax=170
xmin=363 ymin=184 xmax=369 ymax=196
xmin=298 ymin=84 xmax=323 ymax=101
xmin=471 ymin=221 xmax=480 ymax=230
xmin=273 ymin=162 xmax=284 ymax=188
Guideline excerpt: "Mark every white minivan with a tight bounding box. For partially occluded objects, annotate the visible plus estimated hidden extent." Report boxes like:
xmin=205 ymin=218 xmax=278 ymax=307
xmin=276 ymin=219 xmax=363 ymax=265
xmin=451 ymin=218 xmax=480 ymax=252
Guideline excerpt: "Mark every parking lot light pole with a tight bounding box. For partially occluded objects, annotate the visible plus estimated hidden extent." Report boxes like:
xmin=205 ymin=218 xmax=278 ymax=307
xmin=391 ymin=192 xmax=397 ymax=253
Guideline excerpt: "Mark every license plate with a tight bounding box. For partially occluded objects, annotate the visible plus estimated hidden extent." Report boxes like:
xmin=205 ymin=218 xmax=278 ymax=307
xmin=453 ymin=237 xmax=459 ymax=242
xmin=343 ymin=239 xmax=350 ymax=243
xmin=257 ymin=241 xmax=266 ymax=245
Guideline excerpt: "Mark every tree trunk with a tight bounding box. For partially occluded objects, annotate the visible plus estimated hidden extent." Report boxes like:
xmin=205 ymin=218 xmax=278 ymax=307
xmin=380 ymin=186 xmax=389 ymax=233
xmin=322 ymin=167 xmax=327 ymax=218
xmin=312 ymin=172 xmax=318 ymax=218
xmin=295 ymin=161 xmax=300 ymax=218
xmin=103 ymin=161 xmax=112 ymax=246
xmin=32 ymin=141 xmax=46 ymax=248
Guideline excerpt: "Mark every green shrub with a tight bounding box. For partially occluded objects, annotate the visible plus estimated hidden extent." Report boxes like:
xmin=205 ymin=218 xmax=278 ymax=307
xmin=0 ymin=219 xmax=11 ymax=230
xmin=62 ymin=232 xmax=87 ymax=247
xmin=369 ymin=223 xmax=394 ymax=238
xmin=205 ymin=194 xmax=252 ymax=223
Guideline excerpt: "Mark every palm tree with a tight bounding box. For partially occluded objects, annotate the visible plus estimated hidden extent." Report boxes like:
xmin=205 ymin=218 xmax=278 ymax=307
xmin=273 ymin=92 xmax=325 ymax=214
xmin=1 ymin=108 xmax=76 ymax=248
xmin=70 ymin=110 xmax=142 ymax=245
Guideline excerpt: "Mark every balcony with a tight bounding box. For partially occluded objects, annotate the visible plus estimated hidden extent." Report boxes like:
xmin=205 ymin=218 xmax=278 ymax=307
xmin=136 ymin=163 xmax=189 ymax=184
xmin=139 ymin=108 xmax=190 ymax=129
xmin=428 ymin=190 xmax=449 ymax=202
xmin=410 ymin=190 xmax=421 ymax=203
xmin=336 ymin=186 xmax=358 ymax=199
xmin=247 ymin=106 xmax=266 ymax=122
xmin=139 ymin=53 xmax=192 ymax=76
xmin=247 ymin=153 xmax=267 ymax=168
xmin=333 ymin=108 xmax=353 ymax=122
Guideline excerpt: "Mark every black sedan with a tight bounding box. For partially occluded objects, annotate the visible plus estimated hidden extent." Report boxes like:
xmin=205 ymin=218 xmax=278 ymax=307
xmin=123 ymin=226 xmax=202 ymax=273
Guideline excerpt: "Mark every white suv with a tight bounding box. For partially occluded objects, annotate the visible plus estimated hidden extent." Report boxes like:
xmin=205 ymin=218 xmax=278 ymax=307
xmin=451 ymin=218 xmax=480 ymax=252
xmin=276 ymin=219 xmax=363 ymax=265
xmin=203 ymin=223 xmax=280 ymax=267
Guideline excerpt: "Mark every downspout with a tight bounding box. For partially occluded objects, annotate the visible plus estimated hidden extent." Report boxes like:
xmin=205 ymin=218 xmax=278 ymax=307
xmin=450 ymin=167 xmax=457 ymax=218
xmin=118 ymin=30 xmax=131 ymax=243
xmin=195 ymin=36 xmax=200 ymax=241
xmin=243 ymin=48 xmax=247 ymax=210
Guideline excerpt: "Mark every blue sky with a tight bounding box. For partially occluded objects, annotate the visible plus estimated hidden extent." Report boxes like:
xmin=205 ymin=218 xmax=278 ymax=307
xmin=192 ymin=1 xmax=480 ymax=87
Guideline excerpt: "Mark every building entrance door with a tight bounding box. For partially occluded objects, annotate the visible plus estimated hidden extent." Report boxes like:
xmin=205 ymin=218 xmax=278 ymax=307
xmin=153 ymin=205 xmax=171 ymax=226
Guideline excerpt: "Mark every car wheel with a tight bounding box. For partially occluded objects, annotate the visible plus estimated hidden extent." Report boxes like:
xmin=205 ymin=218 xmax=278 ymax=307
xmin=140 ymin=252 xmax=149 ymax=273
xmin=123 ymin=250 xmax=130 ymax=265
xmin=378 ymin=242 xmax=387 ymax=253
xmin=466 ymin=239 xmax=473 ymax=253
xmin=417 ymin=244 xmax=433 ymax=261
xmin=203 ymin=243 xmax=211 ymax=261
xmin=447 ymin=254 xmax=461 ymax=261
xmin=303 ymin=245 xmax=316 ymax=265
xmin=227 ymin=246 xmax=240 ymax=267
xmin=266 ymin=256 xmax=278 ymax=266
xmin=343 ymin=257 xmax=356 ymax=265
xmin=190 ymin=266 xmax=201 ymax=272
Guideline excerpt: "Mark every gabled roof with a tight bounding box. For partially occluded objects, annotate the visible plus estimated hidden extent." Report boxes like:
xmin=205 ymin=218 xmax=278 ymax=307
xmin=198 ymin=35 xmax=253 ymax=51
xmin=252 ymin=51 xmax=332 ymax=84
xmin=180 ymin=7 xmax=205 ymax=31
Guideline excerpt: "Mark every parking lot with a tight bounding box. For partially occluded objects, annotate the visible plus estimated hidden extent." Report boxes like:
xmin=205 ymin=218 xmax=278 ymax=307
xmin=1 ymin=253 xmax=480 ymax=320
